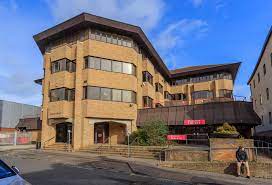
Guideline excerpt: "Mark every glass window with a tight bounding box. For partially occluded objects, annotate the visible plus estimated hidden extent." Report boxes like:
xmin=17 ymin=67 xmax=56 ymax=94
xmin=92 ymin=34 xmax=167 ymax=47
xmin=95 ymin=31 xmax=101 ymax=40
xmin=101 ymin=33 xmax=107 ymax=42
xmin=219 ymin=89 xmax=233 ymax=98
xmin=143 ymin=71 xmax=153 ymax=85
xmin=122 ymin=90 xmax=132 ymax=103
xmin=155 ymin=83 xmax=163 ymax=94
xmin=123 ymin=63 xmax=132 ymax=74
xmin=101 ymin=88 xmax=111 ymax=101
xmin=132 ymin=64 xmax=136 ymax=76
xmin=117 ymin=37 xmax=122 ymax=45
xmin=112 ymin=89 xmax=122 ymax=102
xmin=192 ymin=91 xmax=213 ymax=100
xmin=112 ymin=35 xmax=117 ymax=44
xmin=50 ymin=88 xmax=65 ymax=102
xmin=101 ymin=59 xmax=111 ymax=71
xmin=258 ymin=73 xmax=260 ymax=82
xmin=90 ymin=30 xmax=96 ymax=40
xmin=106 ymin=34 xmax=112 ymax=43
xmin=88 ymin=86 xmax=100 ymax=100
xmin=112 ymin=61 xmax=122 ymax=73
xmin=266 ymin=88 xmax=269 ymax=100
xmin=263 ymin=64 xmax=266 ymax=75
xmin=127 ymin=40 xmax=132 ymax=47
xmin=253 ymin=80 xmax=256 ymax=88
xmin=143 ymin=96 xmax=153 ymax=108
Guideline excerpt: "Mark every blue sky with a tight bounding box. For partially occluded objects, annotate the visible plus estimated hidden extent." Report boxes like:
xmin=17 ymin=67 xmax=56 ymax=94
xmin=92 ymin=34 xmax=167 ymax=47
xmin=0 ymin=0 xmax=272 ymax=106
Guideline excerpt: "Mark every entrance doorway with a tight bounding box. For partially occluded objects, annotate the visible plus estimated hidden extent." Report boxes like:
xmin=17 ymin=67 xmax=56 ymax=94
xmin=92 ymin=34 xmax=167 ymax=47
xmin=94 ymin=123 xmax=109 ymax=144
xmin=56 ymin=123 xmax=72 ymax=143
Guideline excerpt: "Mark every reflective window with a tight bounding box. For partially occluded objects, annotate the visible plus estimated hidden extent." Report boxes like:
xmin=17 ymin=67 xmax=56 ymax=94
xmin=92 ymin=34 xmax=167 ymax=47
xmin=123 ymin=63 xmax=132 ymax=74
xmin=143 ymin=71 xmax=153 ymax=85
xmin=101 ymin=88 xmax=111 ymax=101
xmin=50 ymin=88 xmax=75 ymax=102
xmin=112 ymin=89 xmax=122 ymax=101
xmin=112 ymin=61 xmax=122 ymax=73
xmin=192 ymin=91 xmax=213 ymax=100
xmin=101 ymin=59 xmax=111 ymax=71
xmin=51 ymin=59 xmax=75 ymax=73
xmin=219 ymin=89 xmax=233 ymax=98
xmin=143 ymin=96 xmax=153 ymax=108
xmin=88 ymin=86 xmax=100 ymax=100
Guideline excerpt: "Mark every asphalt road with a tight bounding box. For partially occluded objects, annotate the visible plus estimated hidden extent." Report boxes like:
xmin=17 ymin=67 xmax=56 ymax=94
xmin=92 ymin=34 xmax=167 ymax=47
xmin=0 ymin=150 xmax=269 ymax=185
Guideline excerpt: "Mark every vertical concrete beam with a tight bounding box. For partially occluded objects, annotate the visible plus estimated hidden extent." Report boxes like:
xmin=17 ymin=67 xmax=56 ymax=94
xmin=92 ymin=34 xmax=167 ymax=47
xmin=73 ymin=41 xmax=84 ymax=150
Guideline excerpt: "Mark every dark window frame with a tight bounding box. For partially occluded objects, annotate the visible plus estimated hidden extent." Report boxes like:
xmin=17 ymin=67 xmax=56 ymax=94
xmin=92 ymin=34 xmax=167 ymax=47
xmin=143 ymin=96 xmax=153 ymax=108
xmin=142 ymin=71 xmax=153 ymax=85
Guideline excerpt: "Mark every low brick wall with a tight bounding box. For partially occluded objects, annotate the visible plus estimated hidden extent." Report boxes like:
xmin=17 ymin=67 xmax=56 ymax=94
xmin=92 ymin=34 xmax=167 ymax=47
xmin=210 ymin=138 xmax=255 ymax=161
xmin=161 ymin=162 xmax=272 ymax=179
xmin=165 ymin=150 xmax=209 ymax=161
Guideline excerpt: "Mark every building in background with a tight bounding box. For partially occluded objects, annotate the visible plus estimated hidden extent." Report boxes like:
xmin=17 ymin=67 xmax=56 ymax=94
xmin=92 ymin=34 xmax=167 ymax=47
xmin=34 ymin=13 xmax=260 ymax=150
xmin=248 ymin=27 xmax=272 ymax=136
xmin=0 ymin=100 xmax=41 ymax=132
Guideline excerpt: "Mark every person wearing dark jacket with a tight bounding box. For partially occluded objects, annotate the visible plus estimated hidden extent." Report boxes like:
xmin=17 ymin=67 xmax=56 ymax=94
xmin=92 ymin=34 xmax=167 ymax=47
xmin=236 ymin=146 xmax=250 ymax=178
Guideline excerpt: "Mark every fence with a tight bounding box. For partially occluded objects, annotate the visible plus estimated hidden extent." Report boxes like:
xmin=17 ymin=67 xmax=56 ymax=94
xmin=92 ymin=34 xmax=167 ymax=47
xmin=0 ymin=131 xmax=32 ymax=146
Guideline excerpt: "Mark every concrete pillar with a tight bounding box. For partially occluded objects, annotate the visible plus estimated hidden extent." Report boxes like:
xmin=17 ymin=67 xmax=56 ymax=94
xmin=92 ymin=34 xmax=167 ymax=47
xmin=73 ymin=41 xmax=84 ymax=150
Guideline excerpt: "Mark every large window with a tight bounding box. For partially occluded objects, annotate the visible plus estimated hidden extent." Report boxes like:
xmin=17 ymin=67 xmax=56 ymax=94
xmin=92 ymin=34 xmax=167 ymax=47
xmin=51 ymin=59 xmax=76 ymax=73
xmin=84 ymin=56 xmax=136 ymax=76
xmin=83 ymin=86 xmax=136 ymax=103
xmin=164 ymin=91 xmax=173 ymax=100
xmin=219 ymin=89 xmax=233 ymax=98
xmin=155 ymin=83 xmax=163 ymax=94
xmin=143 ymin=96 xmax=153 ymax=108
xmin=50 ymin=88 xmax=75 ymax=102
xmin=171 ymin=72 xmax=232 ymax=86
xmin=143 ymin=71 xmax=153 ymax=85
xmin=192 ymin=91 xmax=213 ymax=100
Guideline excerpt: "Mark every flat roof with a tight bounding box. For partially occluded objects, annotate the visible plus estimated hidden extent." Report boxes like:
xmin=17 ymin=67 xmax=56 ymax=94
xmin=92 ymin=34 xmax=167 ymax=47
xmin=33 ymin=13 xmax=240 ymax=81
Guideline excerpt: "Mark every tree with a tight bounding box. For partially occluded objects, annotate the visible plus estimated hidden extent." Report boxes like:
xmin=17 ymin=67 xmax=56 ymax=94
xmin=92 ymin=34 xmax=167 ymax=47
xmin=127 ymin=120 xmax=168 ymax=146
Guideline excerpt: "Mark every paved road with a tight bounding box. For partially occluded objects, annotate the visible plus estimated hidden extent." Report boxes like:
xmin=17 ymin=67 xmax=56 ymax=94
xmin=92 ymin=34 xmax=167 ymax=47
xmin=0 ymin=150 xmax=270 ymax=185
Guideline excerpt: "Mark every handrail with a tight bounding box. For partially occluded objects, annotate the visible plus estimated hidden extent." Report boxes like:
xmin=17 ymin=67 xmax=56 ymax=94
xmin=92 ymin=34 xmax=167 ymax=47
xmin=43 ymin=136 xmax=55 ymax=147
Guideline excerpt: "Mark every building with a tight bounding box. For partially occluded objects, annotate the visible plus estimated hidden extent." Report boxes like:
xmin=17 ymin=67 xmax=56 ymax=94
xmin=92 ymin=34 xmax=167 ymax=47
xmin=248 ymin=27 xmax=272 ymax=136
xmin=34 ymin=13 xmax=260 ymax=150
xmin=16 ymin=117 xmax=42 ymax=143
xmin=0 ymin=100 xmax=41 ymax=132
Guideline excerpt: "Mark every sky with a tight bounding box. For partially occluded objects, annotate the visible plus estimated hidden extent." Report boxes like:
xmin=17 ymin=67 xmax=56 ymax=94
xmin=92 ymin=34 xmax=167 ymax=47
xmin=0 ymin=0 xmax=272 ymax=106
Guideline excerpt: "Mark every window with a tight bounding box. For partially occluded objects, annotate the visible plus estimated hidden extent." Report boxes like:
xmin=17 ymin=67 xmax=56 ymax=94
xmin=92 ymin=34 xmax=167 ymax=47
xmin=112 ymin=89 xmax=122 ymax=102
xmin=0 ymin=160 xmax=16 ymax=179
xmin=164 ymin=91 xmax=173 ymax=100
xmin=101 ymin=33 xmax=107 ymax=42
xmin=101 ymin=88 xmax=111 ymax=101
xmin=87 ymin=86 xmax=100 ymax=100
xmin=258 ymin=73 xmax=260 ymax=82
xmin=51 ymin=59 xmax=75 ymax=73
xmin=84 ymin=86 xmax=136 ymax=103
xmin=269 ymin=112 xmax=272 ymax=124
xmin=260 ymin=94 xmax=263 ymax=105
xmin=172 ymin=93 xmax=186 ymax=100
xmin=155 ymin=103 xmax=163 ymax=108
xmin=85 ymin=56 xmax=100 ymax=69
xmin=50 ymin=88 xmax=75 ymax=102
xmin=112 ymin=61 xmax=122 ymax=73
xmin=155 ymin=83 xmax=163 ymax=94
xmin=101 ymin=59 xmax=111 ymax=71
xmin=266 ymin=88 xmax=270 ymax=100
xmin=219 ymin=89 xmax=233 ymax=98
xmin=253 ymin=80 xmax=256 ymax=88
xmin=106 ymin=34 xmax=112 ymax=43
xmin=263 ymin=64 xmax=266 ymax=75
xmin=143 ymin=71 xmax=153 ymax=85
xmin=84 ymin=56 xmax=136 ymax=75
xmin=192 ymin=91 xmax=213 ymax=100
xmin=143 ymin=96 xmax=153 ymax=108
xmin=112 ymin=35 xmax=117 ymax=44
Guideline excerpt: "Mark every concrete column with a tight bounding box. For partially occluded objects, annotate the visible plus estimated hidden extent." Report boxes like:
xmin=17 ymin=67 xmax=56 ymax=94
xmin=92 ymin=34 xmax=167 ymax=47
xmin=73 ymin=41 xmax=84 ymax=150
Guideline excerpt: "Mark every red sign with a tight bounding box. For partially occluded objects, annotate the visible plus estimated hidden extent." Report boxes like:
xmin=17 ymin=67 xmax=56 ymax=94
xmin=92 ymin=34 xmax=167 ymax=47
xmin=167 ymin=135 xmax=187 ymax=140
xmin=184 ymin=119 xmax=206 ymax=125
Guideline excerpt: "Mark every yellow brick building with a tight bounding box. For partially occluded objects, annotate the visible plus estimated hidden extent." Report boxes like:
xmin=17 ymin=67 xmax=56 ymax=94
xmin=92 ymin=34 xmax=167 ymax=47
xmin=34 ymin=13 xmax=245 ymax=150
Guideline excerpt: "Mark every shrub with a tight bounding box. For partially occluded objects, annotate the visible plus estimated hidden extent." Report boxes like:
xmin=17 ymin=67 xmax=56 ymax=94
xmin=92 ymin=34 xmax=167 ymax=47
xmin=213 ymin=122 xmax=239 ymax=135
xmin=126 ymin=120 xmax=168 ymax=146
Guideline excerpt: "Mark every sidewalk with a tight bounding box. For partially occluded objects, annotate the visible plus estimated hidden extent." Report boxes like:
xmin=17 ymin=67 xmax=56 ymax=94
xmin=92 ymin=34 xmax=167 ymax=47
xmin=0 ymin=144 xmax=35 ymax=152
xmin=41 ymin=150 xmax=272 ymax=185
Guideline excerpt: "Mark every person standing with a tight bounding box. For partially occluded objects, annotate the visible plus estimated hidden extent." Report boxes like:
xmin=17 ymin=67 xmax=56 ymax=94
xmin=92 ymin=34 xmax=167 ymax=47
xmin=236 ymin=146 xmax=250 ymax=178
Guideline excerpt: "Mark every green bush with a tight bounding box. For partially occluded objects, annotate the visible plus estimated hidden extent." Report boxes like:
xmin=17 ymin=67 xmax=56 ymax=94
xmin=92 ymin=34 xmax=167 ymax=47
xmin=213 ymin=122 xmax=239 ymax=135
xmin=126 ymin=120 xmax=168 ymax=146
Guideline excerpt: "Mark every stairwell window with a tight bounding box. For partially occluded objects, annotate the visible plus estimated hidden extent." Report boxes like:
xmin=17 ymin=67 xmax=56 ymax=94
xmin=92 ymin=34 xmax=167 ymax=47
xmin=155 ymin=83 xmax=163 ymax=94
xmin=143 ymin=71 xmax=153 ymax=85
xmin=50 ymin=88 xmax=75 ymax=102
xmin=143 ymin=96 xmax=153 ymax=108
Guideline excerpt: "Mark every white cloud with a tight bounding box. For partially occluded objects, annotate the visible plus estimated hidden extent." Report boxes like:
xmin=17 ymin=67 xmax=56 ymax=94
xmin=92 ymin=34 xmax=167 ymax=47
xmin=215 ymin=0 xmax=226 ymax=12
xmin=233 ymin=84 xmax=250 ymax=101
xmin=190 ymin=0 xmax=204 ymax=7
xmin=45 ymin=0 xmax=165 ymax=32
xmin=155 ymin=19 xmax=208 ymax=51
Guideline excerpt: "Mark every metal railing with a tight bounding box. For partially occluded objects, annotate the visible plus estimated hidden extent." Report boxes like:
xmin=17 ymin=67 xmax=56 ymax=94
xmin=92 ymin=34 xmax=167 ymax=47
xmin=96 ymin=137 xmax=110 ymax=155
xmin=43 ymin=136 xmax=55 ymax=148
xmin=254 ymin=140 xmax=272 ymax=159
